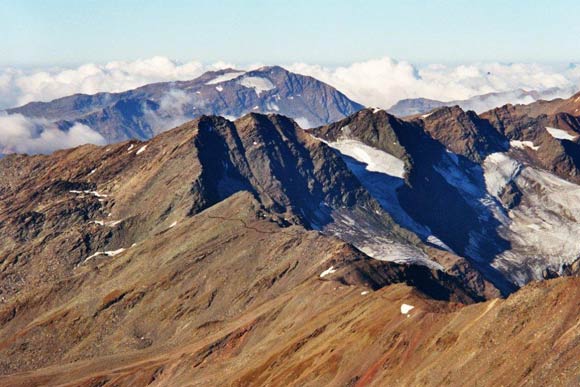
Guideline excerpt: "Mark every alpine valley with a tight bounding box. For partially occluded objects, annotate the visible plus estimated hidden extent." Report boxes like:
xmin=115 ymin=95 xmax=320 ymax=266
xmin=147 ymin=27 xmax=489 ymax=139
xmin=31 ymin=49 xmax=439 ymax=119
xmin=0 ymin=67 xmax=579 ymax=386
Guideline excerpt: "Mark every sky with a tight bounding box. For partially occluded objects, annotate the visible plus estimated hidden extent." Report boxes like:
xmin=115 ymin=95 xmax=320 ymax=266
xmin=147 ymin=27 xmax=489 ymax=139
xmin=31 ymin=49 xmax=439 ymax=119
xmin=2 ymin=0 xmax=580 ymax=67
xmin=3 ymin=0 xmax=580 ymax=154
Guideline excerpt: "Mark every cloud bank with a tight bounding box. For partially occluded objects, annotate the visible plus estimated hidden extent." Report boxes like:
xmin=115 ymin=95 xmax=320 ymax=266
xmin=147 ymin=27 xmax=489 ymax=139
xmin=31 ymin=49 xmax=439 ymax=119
xmin=2 ymin=56 xmax=580 ymax=155
xmin=0 ymin=113 xmax=106 ymax=154
xmin=288 ymin=58 xmax=580 ymax=108
xmin=2 ymin=56 xmax=579 ymax=112
xmin=0 ymin=56 xmax=234 ymax=109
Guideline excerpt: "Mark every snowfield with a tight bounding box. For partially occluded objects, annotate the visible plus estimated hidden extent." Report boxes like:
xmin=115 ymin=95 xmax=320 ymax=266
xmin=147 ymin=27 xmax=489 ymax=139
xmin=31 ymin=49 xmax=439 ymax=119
xmin=326 ymin=139 xmax=405 ymax=178
xmin=205 ymin=71 xmax=245 ymax=85
xmin=238 ymin=76 xmax=275 ymax=96
xmin=510 ymin=140 xmax=539 ymax=151
xmin=483 ymin=153 xmax=522 ymax=198
xmin=546 ymin=127 xmax=577 ymax=141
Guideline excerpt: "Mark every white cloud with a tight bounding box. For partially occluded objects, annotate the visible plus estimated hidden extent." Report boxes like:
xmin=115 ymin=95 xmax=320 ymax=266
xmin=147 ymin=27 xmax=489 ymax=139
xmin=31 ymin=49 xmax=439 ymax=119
xmin=142 ymin=89 xmax=196 ymax=134
xmin=0 ymin=113 xmax=106 ymax=154
xmin=0 ymin=57 xmax=233 ymax=109
xmin=2 ymin=56 xmax=579 ymax=112
xmin=288 ymin=58 xmax=580 ymax=108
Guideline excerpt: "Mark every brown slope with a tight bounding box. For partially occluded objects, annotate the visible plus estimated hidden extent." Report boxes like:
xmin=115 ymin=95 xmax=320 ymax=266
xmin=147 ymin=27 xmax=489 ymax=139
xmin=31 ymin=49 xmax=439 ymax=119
xmin=0 ymin=191 xmax=480 ymax=382
xmin=482 ymin=103 xmax=580 ymax=184
xmin=3 ymin=272 xmax=578 ymax=386
xmin=481 ymin=91 xmax=580 ymax=119
xmin=0 ymin=113 xmax=501 ymax=383
xmin=418 ymin=105 xmax=509 ymax=163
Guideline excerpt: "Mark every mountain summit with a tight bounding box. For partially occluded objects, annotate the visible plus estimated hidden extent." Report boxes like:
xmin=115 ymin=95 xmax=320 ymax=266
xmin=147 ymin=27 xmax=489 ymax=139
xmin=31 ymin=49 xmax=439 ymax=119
xmin=5 ymin=66 xmax=363 ymax=144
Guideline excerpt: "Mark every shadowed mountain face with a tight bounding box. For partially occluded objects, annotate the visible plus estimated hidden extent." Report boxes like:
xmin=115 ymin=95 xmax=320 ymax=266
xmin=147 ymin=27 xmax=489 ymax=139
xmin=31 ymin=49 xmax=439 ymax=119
xmin=5 ymin=66 xmax=363 ymax=144
xmin=311 ymin=105 xmax=580 ymax=290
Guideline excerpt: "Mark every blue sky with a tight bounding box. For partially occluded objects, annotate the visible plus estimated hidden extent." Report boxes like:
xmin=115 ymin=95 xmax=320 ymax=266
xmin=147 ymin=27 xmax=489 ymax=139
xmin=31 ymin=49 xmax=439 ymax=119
xmin=2 ymin=0 xmax=580 ymax=66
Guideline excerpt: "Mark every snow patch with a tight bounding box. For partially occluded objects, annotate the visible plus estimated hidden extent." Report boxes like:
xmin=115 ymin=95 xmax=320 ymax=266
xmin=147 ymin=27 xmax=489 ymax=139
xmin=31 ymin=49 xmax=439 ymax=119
xmin=70 ymin=190 xmax=108 ymax=198
xmin=400 ymin=304 xmax=415 ymax=315
xmin=361 ymin=291 xmax=370 ymax=295
xmin=80 ymin=247 xmax=126 ymax=265
xmin=238 ymin=76 xmax=275 ymax=96
xmin=427 ymin=235 xmax=455 ymax=253
xmin=546 ymin=127 xmax=577 ymax=141
xmin=294 ymin=117 xmax=313 ymax=129
xmin=320 ymin=266 xmax=337 ymax=278
xmin=510 ymin=140 xmax=539 ymax=151
xmin=127 ymin=144 xmax=134 ymax=151
xmin=136 ymin=145 xmax=147 ymax=155
xmin=483 ymin=153 xmax=522 ymax=197
xmin=168 ymin=221 xmax=177 ymax=228
xmin=326 ymin=139 xmax=405 ymax=178
xmin=266 ymin=102 xmax=279 ymax=112
xmin=215 ymin=85 xmax=223 ymax=92
xmin=205 ymin=71 xmax=245 ymax=85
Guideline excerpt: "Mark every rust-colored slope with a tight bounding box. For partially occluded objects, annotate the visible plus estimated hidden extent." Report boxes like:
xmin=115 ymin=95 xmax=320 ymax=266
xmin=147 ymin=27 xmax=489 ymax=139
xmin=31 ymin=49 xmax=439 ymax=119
xmin=3 ymin=275 xmax=577 ymax=387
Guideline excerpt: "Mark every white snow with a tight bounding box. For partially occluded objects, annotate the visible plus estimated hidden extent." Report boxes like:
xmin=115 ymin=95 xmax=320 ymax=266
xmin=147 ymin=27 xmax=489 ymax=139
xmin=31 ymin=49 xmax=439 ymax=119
xmin=88 ymin=168 xmax=97 ymax=175
xmin=266 ymin=102 xmax=279 ymax=111
xmin=81 ymin=247 xmax=126 ymax=265
xmin=294 ymin=117 xmax=313 ymax=129
xmin=127 ymin=144 xmax=134 ymax=151
xmin=252 ymin=105 xmax=259 ymax=110
xmin=319 ymin=137 xmax=448 ymax=262
xmin=319 ymin=266 xmax=337 ymax=278
xmin=510 ymin=140 xmax=539 ymax=151
xmin=326 ymin=139 xmax=405 ymax=179
xmin=136 ymin=145 xmax=147 ymax=155
xmin=426 ymin=235 xmax=455 ymax=253
xmin=205 ymin=71 xmax=245 ymax=85
xmin=70 ymin=190 xmax=108 ymax=198
xmin=105 ymin=248 xmax=126 ymax=256
xmin=421 ymin=112 xmax=434 ymax=119
xmin=372 ymin=107 xmax=382 ymax=113
xmin=361 ymin=291 xmax=370 ymax=295
xmin=483 ymin=153 xmax=522 ymax=197
xmin=215 ymin=85 xmax=224 ymax=92
xmin=546 ymin=127 xmax=577 ymax=141
xmin=400 ymin=303 xmax=415 ymax=315
xmin=168 ymin=221 xmax=177 ymax=228
xmin=238 ymin=76 xmax=275 ymax=96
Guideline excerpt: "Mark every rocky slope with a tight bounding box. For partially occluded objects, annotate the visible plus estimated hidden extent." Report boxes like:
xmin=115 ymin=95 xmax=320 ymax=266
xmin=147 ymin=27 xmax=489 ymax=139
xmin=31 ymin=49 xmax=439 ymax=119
xmin=1 ymin=111 xmax=579 ymax=385
xmin=311 ymin=106 xmax=580 ymax=290
xmin=4 ymin=66 xmax=363 ymax=145
xmin=0 ymin=113 xmax=513 ymax=384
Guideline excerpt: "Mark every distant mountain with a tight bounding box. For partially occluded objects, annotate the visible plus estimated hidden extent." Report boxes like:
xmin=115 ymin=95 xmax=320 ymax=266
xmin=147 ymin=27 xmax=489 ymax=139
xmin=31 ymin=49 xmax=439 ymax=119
xmin=5 ymin=66 xmax=364 ymax=144
xmin=388 ymin=87 xmax=573 ymax=117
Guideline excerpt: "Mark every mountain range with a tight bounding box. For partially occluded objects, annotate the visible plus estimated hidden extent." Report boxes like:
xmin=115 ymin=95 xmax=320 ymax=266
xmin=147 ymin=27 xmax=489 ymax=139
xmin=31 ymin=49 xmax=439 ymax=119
xmin=387 ymin=87 xmax=574 ymax=117
xmin=0 ymin=70 xmax=580 ymax=385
